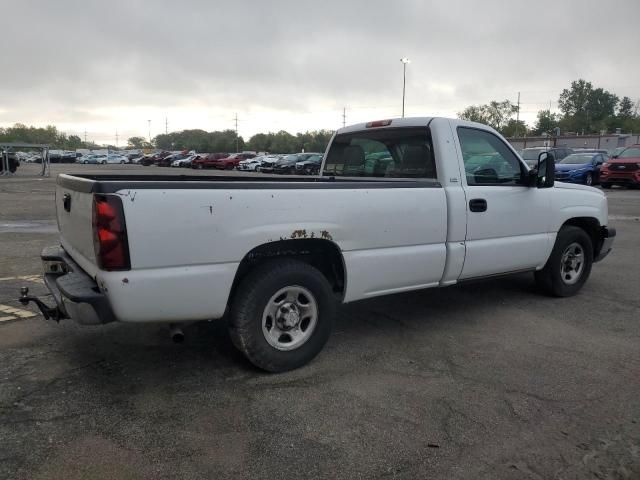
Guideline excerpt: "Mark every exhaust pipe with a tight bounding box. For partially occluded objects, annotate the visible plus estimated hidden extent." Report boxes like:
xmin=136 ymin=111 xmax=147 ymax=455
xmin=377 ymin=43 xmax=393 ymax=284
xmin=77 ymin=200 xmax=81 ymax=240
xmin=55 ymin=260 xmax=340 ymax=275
xmin=169 ymin=324 xmax=185 ymax=343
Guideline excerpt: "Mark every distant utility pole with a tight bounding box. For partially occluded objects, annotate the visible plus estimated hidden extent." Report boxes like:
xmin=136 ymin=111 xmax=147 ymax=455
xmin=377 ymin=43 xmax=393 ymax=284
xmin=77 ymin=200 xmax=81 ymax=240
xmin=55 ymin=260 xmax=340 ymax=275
xmin=115 ymin=129 xmax=119 ymax=149
xmin=400 ymin=58 xmax=410 ymax=117
xmin=165 ymin=116 xmax=168 ymax=135
xmin=147 ymin=119 xmax=151 ymax=143
xmin=234 ymin=113 xmax=239 ymax=153
xmin=342 ymin=107 xmax=346 ymax=128
xmin=515 ymin=92 xmax=521 ymax=137
xmin=84 ymin=129 xmax=87 ymax=147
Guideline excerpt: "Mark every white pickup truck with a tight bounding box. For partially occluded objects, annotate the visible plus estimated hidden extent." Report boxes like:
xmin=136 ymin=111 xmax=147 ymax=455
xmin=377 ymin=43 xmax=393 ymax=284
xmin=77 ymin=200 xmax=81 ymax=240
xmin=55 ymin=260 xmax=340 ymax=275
xmin=21 ymin=117 xmax=615 ymax=372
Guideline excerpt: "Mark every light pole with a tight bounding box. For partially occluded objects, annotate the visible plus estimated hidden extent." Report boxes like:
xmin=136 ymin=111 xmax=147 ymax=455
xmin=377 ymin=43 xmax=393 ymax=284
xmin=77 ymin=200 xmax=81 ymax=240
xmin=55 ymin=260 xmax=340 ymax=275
xmin=147 ymin=119 xmax=151 ymax=144
xmin=400 ymin=58 xmax=410 ymax=118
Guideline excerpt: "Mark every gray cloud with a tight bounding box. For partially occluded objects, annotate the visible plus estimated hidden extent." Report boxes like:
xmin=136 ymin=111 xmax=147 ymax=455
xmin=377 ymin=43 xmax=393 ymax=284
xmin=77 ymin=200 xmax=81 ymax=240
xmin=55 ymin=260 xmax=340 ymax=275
xmin=1 ymin=0 xmax=639 ymax=142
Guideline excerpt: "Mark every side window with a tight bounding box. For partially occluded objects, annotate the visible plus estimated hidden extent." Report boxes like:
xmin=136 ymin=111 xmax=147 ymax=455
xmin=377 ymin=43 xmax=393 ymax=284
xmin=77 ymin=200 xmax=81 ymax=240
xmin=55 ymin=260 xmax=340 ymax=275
xmin=323 ymin=127 xmax=437 ymax=179
xmin=457 ymin=127 xmax=525 ymax=186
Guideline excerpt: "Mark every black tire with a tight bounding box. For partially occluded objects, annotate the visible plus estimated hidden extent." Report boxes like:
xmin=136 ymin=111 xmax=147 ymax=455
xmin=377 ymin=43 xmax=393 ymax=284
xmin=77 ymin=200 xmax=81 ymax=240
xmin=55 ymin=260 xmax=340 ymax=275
xmin=601 ymin=183 xmax=611 ymax=189
xmin=535 ymin=225 xmax=593 ymax=297
xmin=120 ymin=160 xmax=125 ymax=164
xmin=101 ymin=160 xmax=106 ymax=164
xmin=585 ymin=173 xmax=593 ymax=186
xmin=228 ymin=259 xmax=336 ymax=372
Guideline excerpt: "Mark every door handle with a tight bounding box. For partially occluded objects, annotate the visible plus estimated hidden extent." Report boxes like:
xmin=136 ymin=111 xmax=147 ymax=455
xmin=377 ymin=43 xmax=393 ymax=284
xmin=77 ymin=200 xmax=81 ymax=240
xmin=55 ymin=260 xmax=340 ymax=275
xmin=469 ymin=198 xmax=487 ymax=212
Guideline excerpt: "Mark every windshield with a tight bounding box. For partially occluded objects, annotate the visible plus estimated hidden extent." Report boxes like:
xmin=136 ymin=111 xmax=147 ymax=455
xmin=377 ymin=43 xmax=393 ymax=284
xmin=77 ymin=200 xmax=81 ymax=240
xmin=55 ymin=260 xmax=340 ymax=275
xmin=619 ymin=147 xmax=640 ymax=158
xmin=521 ymin=149 xmax=545 ymax=160
xmin=559 ymin=154 xmax=593 ymax=164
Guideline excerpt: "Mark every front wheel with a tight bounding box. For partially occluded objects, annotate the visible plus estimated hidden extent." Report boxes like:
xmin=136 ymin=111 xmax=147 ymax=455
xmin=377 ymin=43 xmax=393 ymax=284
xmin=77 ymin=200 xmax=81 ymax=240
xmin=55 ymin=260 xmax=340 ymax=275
xmin=601 ymin=183 xmax=611 ymax=189
xmin=120 ymin=160 xmax=125 ymax=164
xmin=101 ymin=160 xmax=106 ymax=164
xmin=585 ymin=173 xmax=593 ymax=186
xmin=534 ymin=226 xmax=593 ymax=297
xmin=228 ymin=259 xmax=336 ymax=372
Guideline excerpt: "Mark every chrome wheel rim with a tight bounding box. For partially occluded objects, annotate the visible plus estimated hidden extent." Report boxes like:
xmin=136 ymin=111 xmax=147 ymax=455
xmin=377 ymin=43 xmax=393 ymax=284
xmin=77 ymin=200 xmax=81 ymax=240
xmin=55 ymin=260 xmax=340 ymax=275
xmin=586 ymin=174 xmax=593 ymax=186
xmin=560 ymin=242 xmax=585 ymax=285
xmin=262 ymin=285 xmax=318 ymax=351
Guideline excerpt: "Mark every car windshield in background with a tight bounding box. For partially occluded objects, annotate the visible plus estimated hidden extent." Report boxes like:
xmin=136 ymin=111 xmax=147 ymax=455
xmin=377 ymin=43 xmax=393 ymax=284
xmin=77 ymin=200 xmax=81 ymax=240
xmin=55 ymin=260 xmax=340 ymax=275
xmin=559 ymin=154 xmax=593 ymax=164
xmin=619 ymin=148 xmax=640 ymax=158
xmin=322 ymin=127 xmax=436 ymax=178
xmin=521 ymin=149 xmax=546 ymax=160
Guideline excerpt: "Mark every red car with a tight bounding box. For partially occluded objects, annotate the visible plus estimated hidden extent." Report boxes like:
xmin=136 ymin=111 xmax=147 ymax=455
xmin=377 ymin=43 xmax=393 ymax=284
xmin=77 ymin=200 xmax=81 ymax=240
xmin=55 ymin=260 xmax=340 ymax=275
xmin=210 ymin=153 xmax=256 ymax=170
xmin=600 ymin=145 xmax=640 ymax=188
xmin=191 ymin=153 xmax=229 ymax=169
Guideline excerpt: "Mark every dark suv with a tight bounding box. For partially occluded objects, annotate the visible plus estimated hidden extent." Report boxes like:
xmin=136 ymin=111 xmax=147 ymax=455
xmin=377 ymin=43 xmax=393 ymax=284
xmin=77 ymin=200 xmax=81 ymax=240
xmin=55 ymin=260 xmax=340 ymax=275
xmin=520 ymin=147 xmax=573 ymax=168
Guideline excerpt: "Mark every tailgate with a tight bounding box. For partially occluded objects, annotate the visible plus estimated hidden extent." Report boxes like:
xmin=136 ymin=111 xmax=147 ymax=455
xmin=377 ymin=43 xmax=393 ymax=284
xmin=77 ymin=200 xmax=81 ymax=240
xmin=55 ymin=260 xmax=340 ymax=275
xmin=55 ymin=180 xmax=98 ymax=274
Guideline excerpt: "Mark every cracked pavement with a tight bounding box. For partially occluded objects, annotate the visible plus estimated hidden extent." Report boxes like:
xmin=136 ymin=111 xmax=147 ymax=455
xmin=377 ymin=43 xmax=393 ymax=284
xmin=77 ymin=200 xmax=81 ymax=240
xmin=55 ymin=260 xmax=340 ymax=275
xmin=1 ymin=164 xmax=639 ymax=479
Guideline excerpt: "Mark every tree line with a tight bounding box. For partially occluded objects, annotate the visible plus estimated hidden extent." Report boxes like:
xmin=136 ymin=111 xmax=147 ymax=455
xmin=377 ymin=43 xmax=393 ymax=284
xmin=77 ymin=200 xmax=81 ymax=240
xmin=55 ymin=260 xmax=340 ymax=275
xmin=150 ymin=129 xmax=334 ymax=154
xmin=0 ymin=123 xmax=334 ymax=154
xmin=458 ymin=79 xmax=639 ymax=137
xmin=0 ymin=124 xmax=99 ymax=149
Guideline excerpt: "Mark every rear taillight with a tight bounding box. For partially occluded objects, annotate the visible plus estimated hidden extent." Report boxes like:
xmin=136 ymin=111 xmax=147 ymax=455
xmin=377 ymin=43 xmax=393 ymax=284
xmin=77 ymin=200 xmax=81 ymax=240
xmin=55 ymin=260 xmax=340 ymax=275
xmin=92 ymin=195 xmax=130 ymax=271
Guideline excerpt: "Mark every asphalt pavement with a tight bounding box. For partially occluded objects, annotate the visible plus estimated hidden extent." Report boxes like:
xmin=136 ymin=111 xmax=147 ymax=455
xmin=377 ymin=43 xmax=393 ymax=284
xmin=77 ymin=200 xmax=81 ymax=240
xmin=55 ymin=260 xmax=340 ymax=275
xmin=1 ymin=163 xmax=639 ymax=479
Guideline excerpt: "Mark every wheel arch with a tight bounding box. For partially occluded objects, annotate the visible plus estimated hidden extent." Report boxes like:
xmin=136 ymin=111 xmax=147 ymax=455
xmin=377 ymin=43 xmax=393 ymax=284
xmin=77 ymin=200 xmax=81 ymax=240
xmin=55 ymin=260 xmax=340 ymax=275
xmin=229 ymin=239 xmax=346 ymax=305
xmin=560 ymin=217 xmax=602 ymax=257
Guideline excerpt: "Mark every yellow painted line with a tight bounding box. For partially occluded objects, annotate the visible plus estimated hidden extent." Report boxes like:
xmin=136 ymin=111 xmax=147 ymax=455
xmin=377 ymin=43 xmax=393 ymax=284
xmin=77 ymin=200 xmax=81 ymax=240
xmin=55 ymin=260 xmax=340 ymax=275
xmin=0 ymin=315 xmax=16 ymax=322
xmin=0 ymin=304 xmax=36 ymax=318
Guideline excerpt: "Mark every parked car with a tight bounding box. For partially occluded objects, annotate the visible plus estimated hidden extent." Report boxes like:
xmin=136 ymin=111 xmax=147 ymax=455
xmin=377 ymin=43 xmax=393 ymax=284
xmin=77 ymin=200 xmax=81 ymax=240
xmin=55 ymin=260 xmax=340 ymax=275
xmin=79 ymin=154 xmax=99 ymax=164
xmin=554 ymin=153 xmax=606 ymax=186
xmin=191 ymin=153 xmax=229 ymax=169
xmin=139 ymin=151 xmax=171 ymax=166
xmin=295 ymin=154 xmax=323 ymax=175
xmin=257 ymin=155 xmax=280 ymax=173
xmin=237 ymin=155 xmax=267 ymax=171
xmin=171 ymin=154 xmax=199 ymax=168
xmin=27 ymin=117 xmax=615 ymax=372
xmin=520 ymin=147 xmax=573 ymax=168
xmin=600 ymin=144 xmax=640 ymax=188
xmin=210 ymin=153 xmax=255 ymax=170
xmin=100 ymin=154 xmax=128 ymax=164
xmin=272 ymin=154 xmax=306 ymax=174
xmin=158 ymin=152 xmax=189 ymax=167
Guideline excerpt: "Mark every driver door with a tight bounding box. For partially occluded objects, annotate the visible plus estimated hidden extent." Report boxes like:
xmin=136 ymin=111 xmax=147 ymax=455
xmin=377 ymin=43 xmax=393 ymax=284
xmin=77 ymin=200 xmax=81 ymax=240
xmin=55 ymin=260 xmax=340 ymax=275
xmin=456 ymin=127 xmax=552 ymax=279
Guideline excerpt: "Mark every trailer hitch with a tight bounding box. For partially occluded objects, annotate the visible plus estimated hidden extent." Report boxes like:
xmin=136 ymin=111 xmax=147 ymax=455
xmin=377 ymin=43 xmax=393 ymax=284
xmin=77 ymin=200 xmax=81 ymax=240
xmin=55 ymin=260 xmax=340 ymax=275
xmin=19 ymin=287 xmax=64 ymax=322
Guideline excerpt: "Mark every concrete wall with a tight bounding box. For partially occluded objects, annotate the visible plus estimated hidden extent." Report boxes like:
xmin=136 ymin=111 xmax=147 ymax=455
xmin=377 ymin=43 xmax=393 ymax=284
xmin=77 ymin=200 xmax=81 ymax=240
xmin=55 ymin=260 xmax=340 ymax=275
xmin=507 ymin=134 xmax=640 ymax=151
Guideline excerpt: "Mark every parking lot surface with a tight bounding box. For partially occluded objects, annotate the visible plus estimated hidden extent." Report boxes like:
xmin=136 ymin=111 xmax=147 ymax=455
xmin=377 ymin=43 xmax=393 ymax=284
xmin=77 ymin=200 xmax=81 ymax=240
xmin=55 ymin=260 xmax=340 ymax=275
xmin=1 ymin=164 xmax=639 ymax=479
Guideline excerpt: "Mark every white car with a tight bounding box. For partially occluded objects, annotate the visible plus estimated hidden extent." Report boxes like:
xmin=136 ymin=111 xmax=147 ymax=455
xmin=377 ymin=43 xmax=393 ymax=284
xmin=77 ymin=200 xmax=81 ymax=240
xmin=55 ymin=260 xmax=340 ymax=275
xmin=237 ymin=155 xmax=266 ymax=171
xmin=24 ymin=116 xmax=615 ymax=372
xmin=100 ymin=154 xmax=128 ymax=164
xmin=171 ymin=155 xmax=197 ymax=167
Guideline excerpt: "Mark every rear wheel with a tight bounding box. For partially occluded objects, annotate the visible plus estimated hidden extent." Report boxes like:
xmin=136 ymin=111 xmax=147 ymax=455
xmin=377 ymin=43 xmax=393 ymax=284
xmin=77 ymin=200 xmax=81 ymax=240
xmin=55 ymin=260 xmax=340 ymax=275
xmin=535 ymin=226 xmax=593 ymax=297
xmin=101 ymin=160 xmax=106 ymax=164
xmin=228 ymin=259 xmax=336 ymax=372
xmin=120 ymin=160 xmax=125 ymax=164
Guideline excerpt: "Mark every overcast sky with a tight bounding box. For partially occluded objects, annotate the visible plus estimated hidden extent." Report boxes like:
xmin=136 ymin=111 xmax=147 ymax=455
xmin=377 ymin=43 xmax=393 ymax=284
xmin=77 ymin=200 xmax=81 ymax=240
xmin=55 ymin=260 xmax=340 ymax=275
xmin=1 ymin=0 xmax=639 ymax=145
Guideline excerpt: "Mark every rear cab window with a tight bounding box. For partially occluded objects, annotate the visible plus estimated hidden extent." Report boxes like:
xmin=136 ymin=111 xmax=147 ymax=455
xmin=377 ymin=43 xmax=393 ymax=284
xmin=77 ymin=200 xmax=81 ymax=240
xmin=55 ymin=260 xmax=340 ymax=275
xmin=322 ymin=127 xmax=437 ymax=179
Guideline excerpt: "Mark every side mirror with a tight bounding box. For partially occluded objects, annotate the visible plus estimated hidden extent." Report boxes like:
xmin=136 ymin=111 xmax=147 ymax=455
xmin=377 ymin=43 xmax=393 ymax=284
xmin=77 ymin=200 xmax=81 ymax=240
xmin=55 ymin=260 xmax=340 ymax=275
xmin=536 ymin=152 xmax=555 ymax=188
xmin=612 ymin=154 xmax=619 ymax=159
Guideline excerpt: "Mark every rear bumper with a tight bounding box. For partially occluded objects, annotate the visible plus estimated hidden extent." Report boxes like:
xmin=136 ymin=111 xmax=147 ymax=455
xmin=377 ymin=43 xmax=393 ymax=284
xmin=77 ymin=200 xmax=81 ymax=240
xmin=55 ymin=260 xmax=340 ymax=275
xmin=595 ymin=227 xmax=616 ymax=262
xmin=40 ymin=246 xmax=116 ymax=324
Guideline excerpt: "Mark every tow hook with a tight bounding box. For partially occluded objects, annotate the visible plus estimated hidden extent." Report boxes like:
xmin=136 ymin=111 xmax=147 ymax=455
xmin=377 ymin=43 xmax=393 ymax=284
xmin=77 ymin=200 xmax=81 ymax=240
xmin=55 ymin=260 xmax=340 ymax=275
xmin=18 ymin=287 xmax=63 ymax=322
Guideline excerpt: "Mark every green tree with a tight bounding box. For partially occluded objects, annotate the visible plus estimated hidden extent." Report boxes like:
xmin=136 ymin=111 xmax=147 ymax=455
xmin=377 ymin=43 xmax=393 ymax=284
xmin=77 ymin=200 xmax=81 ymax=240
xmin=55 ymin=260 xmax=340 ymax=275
xmin=618 ymin=96 xmax=635 ymax=119
xmin=501 ymin=119 xmax=528 ymax=138
xmin=558 ymin=79 xmax=618 ymax=133
xmin=127 ymin=136 xmax=148 ymax=149
xmin=532 ymin=110 xmax=559 ymax=135
xmin=458 ymin=100 xmax=517 ymax=133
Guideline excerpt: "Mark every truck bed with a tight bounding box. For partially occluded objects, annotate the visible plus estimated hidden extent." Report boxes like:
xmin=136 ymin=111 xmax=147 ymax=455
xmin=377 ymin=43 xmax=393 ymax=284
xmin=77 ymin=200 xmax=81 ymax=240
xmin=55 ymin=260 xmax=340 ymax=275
xmin=58 ymin=173 xmax=440 ymax=193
